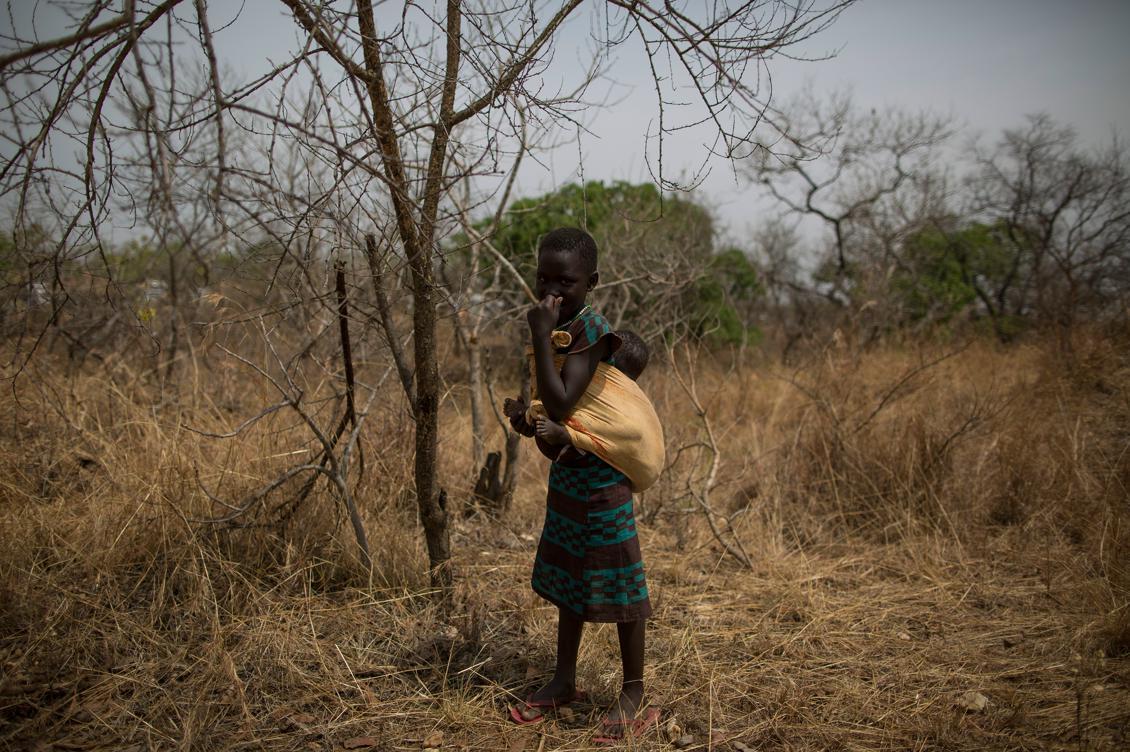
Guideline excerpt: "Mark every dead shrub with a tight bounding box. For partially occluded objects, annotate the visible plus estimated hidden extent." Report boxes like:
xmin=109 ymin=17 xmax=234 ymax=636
xmin=2 ymin=327 xmax=1129 ymax=749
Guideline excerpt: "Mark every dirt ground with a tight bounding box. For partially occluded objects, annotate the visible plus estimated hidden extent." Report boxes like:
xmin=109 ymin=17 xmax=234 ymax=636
xmin=2 ymin=335 xmax=1128 ymax=750
xmin=2 ymin=513 xmax=1126 ymax=751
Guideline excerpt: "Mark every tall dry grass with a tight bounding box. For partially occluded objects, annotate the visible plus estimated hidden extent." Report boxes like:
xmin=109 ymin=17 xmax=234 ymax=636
xmin=1 ymin=325 xmax=1127 ymax=750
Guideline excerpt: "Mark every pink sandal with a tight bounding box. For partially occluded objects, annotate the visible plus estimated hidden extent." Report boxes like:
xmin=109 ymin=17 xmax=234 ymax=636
xmin=508 ymin=689 xmax=587 ymax=725
xmin=593 ymin=706 xmax=661 ymax=744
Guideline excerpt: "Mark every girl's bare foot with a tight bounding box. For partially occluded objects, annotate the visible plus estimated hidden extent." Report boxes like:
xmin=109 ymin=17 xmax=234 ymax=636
xmin=512 ymin=676 xmax=580 ymax=723
xmin=604 ymin=680 xmax=644 ymax=723
xmin=529 ymin=675 xmax=577 ymax=705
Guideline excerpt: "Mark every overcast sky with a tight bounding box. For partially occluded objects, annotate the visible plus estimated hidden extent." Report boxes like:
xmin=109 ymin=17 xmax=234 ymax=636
xmin=7 ymin=1 xmax=1129 ymax=242
xmin=524 ymin=0 xmax=1130 ymax=239
xmin=208 ymin=0 xmax=1129 ymax=239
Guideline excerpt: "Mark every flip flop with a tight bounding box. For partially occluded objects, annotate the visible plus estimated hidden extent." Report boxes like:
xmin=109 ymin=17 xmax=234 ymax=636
xmin=593 ymin=706 xmax=661 ymax=744
xmin=507 ymin=689 xmax=587 ymax=725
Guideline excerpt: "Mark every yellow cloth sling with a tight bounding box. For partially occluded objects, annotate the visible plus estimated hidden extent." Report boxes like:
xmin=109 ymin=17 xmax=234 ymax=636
xmin=525 ymin=348 xmax=665 ymax=492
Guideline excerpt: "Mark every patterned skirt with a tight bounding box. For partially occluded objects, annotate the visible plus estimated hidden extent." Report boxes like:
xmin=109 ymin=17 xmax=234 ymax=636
xmin=531 ymin=451 xmax=652 ymax=623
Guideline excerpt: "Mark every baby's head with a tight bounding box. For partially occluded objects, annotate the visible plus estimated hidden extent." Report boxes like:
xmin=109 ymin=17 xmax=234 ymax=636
xmin=613 ymin=330 xmax=649 ymax=381
xmin=536 ymin=228 xmax=598 ymax=324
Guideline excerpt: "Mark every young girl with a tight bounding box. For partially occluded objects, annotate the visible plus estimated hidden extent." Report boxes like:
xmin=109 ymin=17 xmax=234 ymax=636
xmin=503 ymin=228 xmax=659 ymax=741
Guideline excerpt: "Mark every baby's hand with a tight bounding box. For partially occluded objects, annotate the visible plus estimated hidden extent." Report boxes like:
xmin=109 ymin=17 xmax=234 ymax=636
xmin=535 ymin=416 xmax=571 ymax=446
xmin=504 ymin=397 xmax=535 ymax=436
xmin=503 ymin=397 xmax=526 ymax=420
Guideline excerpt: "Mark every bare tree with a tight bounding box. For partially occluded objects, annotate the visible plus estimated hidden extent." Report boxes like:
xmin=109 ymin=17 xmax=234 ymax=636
xmin=746 ymin=92 xmax=953 ymax=327
xmin=1 ymin=0 xmax=858 ymax=589
xmin=446 ymin=168 xmax=535 ymax=516
xmin=747 ymin=217 xmax=827 ymax=359
xmin=748 ymin=98 xmax=1128 ymax=342
xmin=967 ymin=115 xmax=1130 ymax=336
xmin=666 ymin=339 xmax=752 ymax=568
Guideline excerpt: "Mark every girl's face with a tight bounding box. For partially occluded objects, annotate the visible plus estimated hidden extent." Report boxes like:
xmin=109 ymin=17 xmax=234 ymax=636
xmin=535 ymin=248 xmax=597 ymax=325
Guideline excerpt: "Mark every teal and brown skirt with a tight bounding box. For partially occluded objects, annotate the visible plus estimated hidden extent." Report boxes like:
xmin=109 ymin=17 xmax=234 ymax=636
xmin=531 ymin=450 xmax=652 ymax=623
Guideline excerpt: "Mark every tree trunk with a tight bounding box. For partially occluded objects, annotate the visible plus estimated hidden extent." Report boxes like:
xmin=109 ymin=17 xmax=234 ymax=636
xmin=354 ymin=0 xmax=455 ymax=591
xmin=469 ymin=333 xmax=485 ymax=471
xmin=499 ymin=364 xmax=529 ymax=513
xmin=333 ymin=265 xmax=373 ymax=570
xmin=410 ymin=271 xmax=450 ymax=588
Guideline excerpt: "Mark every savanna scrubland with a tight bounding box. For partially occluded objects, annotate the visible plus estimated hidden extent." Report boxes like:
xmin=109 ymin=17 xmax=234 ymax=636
xmin=1 ymin=295 xmax=1127 ymax=750
xmin=2 ymin=2 xmax=1129 ymax=750
xmin=4 ymin=116 xmax=1129 ymax=749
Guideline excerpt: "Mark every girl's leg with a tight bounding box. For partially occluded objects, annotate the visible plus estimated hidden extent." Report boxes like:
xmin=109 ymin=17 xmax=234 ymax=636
xmin=530 ymin=607 xmax=584 ymax=701
xmin=608 ymin=618 xmax=646 ymax=720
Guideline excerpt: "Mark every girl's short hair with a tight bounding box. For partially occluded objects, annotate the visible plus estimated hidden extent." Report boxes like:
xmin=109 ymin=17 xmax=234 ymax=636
xmin=614 ymin=330 xmax=649 ymax=380
xmin=538 ymin=227 xmax=598 ymax=274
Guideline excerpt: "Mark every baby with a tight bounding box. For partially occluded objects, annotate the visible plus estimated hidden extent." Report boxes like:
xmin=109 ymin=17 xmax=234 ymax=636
xmin=532 ymin=330 xmax=649 ymax=452
xmin=504 ymin=327 xmax=662 ymax=489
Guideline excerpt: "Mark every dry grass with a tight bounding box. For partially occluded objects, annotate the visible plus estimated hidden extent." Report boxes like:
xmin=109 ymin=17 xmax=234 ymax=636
xmin=1 ymin=327 xmax=1128 ymax=751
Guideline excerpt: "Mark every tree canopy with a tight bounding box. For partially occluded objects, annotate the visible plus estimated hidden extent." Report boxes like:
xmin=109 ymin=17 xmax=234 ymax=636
xmin=471 ymin=180 xmax=760 ymax=343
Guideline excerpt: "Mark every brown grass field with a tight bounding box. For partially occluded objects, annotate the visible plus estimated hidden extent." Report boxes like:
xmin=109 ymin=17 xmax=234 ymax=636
xmin=1 ymin=324 xmax=1128 ymax=751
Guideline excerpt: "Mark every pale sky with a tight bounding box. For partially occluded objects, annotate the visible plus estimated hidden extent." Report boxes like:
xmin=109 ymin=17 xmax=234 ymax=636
xmin=524 ymin=0 xmax=1130 ymax=239
xmin=6 ymin=1 xmax=1129 ymax=241
xmin=210 ymin=0 xmax=1130 ymax=239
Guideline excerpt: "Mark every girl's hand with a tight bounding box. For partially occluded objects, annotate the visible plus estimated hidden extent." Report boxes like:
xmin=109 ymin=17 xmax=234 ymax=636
xmin=527 ymin=294 xmax=561 ymax=338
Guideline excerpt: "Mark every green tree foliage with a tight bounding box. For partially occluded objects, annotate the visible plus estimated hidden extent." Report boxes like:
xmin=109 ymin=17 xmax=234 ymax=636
xmin=0 ymin=232 xmax=19 ymax=283
xmin=486 ymin=181 xmax=705 ymax=266
xmin=894 ymin=226 xmax=978 ymax=324
xmin=692 ymin=248 xmax=763 ymax=344
xmin=893 ymin=222 xmax=1023 ymax=334
xmin=482 ymin=181 xmax=761 ymax=343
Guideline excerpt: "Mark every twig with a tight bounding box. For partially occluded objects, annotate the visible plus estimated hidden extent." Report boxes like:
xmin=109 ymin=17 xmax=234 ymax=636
xmin=335 ymin=261 xmax=364 ymax=479
xmin=181 ymin=399 xmax=291 ymax=439
xmin=852 ymin=343 xmax=969 ymax=434
xmin=364 ymin=233 xmax=416 ymax=404
xmin=668 ymin=340 xmax=752 ymax=568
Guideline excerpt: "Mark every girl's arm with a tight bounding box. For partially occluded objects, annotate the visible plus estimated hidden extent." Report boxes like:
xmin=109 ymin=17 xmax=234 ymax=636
xmin=534 ymin=435 xmax=563 ymax=460
xmin=528 ymin=295 xmax=609 ymax=421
